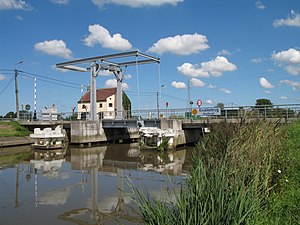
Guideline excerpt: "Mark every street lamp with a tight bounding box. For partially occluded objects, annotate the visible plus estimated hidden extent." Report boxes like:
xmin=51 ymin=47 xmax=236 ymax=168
xmin=157 ymin=84 xmax=164 ymax=118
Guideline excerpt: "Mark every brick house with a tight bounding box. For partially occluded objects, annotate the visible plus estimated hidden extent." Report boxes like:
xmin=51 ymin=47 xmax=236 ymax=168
xmin=77 ymin=87 xmax=131 ymax=119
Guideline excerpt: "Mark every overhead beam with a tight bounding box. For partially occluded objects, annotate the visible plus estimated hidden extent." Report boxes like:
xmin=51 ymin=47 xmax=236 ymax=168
xmin=60 ymin=65 xmax=89 ymax=72
xmin=56 ymin=51 xmax=160 ymax=69
xmin=118 ymin=59 xmax=160 ymax=67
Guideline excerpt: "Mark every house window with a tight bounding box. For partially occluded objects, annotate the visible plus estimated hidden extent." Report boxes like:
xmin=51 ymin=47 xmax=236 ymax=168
xmin=109 ymin=103 xmax=113 ymax=107
xmin=99 ymin=103 xmax=102 ymax=108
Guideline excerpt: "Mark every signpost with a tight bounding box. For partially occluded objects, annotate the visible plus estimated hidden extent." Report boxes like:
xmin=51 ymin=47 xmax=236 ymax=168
xmin=198 ymin=107 xmax=221 ymax=116
xmin=196 ymin=99 xmax=202 ymax=107
xmin=192 ymin=108 xmax=198 ymax=115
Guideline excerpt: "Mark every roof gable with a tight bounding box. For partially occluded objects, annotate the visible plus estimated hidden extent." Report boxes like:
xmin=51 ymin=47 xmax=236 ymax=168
xmin=78 ymin=88 xmax=117 ymax=103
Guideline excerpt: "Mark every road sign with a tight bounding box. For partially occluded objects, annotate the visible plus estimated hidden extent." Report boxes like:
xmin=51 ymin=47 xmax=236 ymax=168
xmin=25 ymin=104 xmax=30 ymax=111
xmin=192 ymin=108 xmax=198 ymax=115
xmin=198 ymin=107 xmax=221 ymax=116
xmin=196 ymin=99 xmax=202 ymax=107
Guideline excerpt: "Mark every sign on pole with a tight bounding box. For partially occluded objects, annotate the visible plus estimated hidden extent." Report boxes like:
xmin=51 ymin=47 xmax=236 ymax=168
xmin=196 ymin=99 xmax=202 ymax=107
xmin=198 ymin=107 xmax=221 ymax=116
xmin=192 ymin=108 xmax=198 ymax=115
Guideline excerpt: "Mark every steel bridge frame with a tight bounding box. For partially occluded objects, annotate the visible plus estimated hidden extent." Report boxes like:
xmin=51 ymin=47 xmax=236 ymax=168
xmin=56 ymin=51 xmax=160 ymax=121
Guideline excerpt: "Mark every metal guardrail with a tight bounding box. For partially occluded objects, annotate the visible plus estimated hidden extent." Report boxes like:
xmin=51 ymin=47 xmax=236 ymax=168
xmin=7 ymin=104 xmax=300 ymax=123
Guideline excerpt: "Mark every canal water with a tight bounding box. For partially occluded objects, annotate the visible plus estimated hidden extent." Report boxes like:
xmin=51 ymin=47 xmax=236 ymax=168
xmin=0 ymin=143 xmax=195 ymax=225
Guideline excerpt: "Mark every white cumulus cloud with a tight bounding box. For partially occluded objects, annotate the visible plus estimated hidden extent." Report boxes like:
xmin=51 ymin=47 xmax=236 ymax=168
xmin=92 ymin=0 xmax=183 ymax=8
xmin=84 ymin=24 xmax=132 ymax=51
xmin=272 ymin=48 xmax=300 ymax=75
xmin=177 ymin=63 xmax=209 ymax=78
xmin=51 ymin=0 xmax=69 ymax=4
xmin=0 ymin=0 xmax=33 ymax=10
xmin=217 ymin=49 xmax=231 ymax=56
xmin=205 ymin=100 xmax=214 ymax=105
xmin=105 ymin=79 xmax=129 ymax=90
xmin=273 ymin=10 xmax=300 ymax=28
xmin=251 ymin=57 xmax=264 ymax=63
xmin=124 ymin=74 xmax=132 ymax=79
xmin=0 ymin=74 xmax=7 ymax=80
xmin=280 ymin=79 xmax=300 ymax=90
xmin=201 ymin=56 xmax=237 ymax=77
xmin=279 ymin=96 xmax=288 ymax=100
xmin=219 ymin=88 xmax=231 ymax=94
xmin=148 ymin=33 xmax=209 ymax=55
xmin=255 ymin=1 xmax=266 ymax=10
xmin=178 ymin=56 xmax=237 ymax=77
xmin=260 ymin=77 xmax=274 ymax=88
xmin=190 ymin=78 xmax=205 ymax=87
xmin=208 ymin=84 xmax=216 ymax=88
xmin=34 ymin=40 xmax=73 ymax=59
xmin=171 ymin=81 xmax=186 ymax=89
xmin=264 ymin=90 xmax=272 ymax=94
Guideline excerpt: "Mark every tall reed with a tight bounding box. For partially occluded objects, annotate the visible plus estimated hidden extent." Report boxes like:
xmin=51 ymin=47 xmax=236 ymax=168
xmin=131 ymin=121 xmax=285 ymax=224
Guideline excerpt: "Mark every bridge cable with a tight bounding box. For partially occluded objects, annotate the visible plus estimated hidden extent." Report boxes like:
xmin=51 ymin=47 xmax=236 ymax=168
xmin=135 ymin=55 xmax=140 ymax=115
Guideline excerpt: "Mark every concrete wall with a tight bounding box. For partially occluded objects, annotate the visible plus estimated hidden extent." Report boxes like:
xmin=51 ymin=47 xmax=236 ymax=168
xmin=160 ymin=119 xmax=202 ymax=147
xmin=160 ymin=119 xmax=182 ymax=130
xmin=70 ymin=121 xmax=139 ymax=144
xmin=172 ymin=129 xmax=203 ymax=147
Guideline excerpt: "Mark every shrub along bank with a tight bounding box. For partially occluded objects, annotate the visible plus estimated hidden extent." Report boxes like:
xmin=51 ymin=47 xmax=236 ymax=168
xmin=132 ymin=120 xmax=300 ymax=224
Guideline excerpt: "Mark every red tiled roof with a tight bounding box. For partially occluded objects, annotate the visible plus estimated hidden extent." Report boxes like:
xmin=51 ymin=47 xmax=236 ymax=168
xmin=78 ymin=87 xmax=117 ymax=103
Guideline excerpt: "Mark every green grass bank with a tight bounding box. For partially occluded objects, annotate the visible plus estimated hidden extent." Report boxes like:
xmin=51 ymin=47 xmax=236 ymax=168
xmin=132 ymin=120 xmax=300 ymax=224
xmin=0 ymin=121 xmax=31 ymax=137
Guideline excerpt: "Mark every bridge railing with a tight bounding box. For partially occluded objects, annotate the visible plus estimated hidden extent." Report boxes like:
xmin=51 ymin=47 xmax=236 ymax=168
xmin=14 ymin=104 xmax=300 ymax=122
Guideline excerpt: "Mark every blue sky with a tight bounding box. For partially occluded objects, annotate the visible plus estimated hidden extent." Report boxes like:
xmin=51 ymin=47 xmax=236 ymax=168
xmin=0 ymin=0 xmax=300 ymax=116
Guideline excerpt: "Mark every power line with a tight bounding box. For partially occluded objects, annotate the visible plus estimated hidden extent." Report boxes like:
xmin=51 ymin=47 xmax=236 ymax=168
xmin=161 ymin=93 xmax=186 ymax=102
xmin=18 ymin=73 xmax=81 ymax=90
xmin=0 ymin=76 xmax=14 ymax=96
xmin=18 ymin=70 xmax=85 ymax=87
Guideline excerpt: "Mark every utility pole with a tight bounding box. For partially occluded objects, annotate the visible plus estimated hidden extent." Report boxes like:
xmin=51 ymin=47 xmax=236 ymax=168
xmin=187 ymin=77 xmax=191 ymax=109
xmin=14 ymin=61 xmax=23 ymax=121
xmin=14 ymin=69 xmax=19 ymax=120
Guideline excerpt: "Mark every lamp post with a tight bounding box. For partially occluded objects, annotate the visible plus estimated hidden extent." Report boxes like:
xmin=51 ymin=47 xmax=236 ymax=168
xmin=156 ymin=84 xmax=164 ymax=118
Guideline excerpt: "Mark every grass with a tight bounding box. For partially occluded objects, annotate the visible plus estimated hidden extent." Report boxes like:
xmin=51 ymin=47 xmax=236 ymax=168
xmin=0 ymin=121 xmax=31 ymax=137
xmin=258 ymin=121 xmax=300 ymax=224
xmin=131 ymin=120 xmax=300 ymax=224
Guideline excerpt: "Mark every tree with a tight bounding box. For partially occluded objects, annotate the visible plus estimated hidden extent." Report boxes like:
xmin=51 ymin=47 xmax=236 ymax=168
xmin=122 ymin=91 xmax=131 ymax=118
xmin=255 ymin=98 xmax=273 ymax=107
xmin=4 ymin=111 xmax=16 ymax=118
xmin=216 ymin=103 xmax=224 ymax=108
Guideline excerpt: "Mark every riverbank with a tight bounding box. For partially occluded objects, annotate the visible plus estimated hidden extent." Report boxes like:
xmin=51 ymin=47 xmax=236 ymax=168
xmin=132 ymin=120 xmax=300 ymax=224
xmin=0 ymin=136 xmax=33 ymax=148
xmin=0 ymin=121 xmax=33 ymax=153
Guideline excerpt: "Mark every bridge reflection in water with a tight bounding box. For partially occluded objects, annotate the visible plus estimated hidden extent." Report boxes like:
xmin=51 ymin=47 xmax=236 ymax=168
xmin=29 ymin=143 xmax=189 ymax=225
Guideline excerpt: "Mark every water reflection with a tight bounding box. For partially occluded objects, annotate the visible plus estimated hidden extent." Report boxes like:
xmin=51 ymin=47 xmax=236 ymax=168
xmin=65 ymin=145 xmax=138 ymax=224
xmin=0 ymin=143 xmax=192 ymax=225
